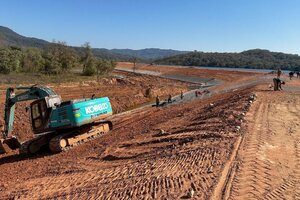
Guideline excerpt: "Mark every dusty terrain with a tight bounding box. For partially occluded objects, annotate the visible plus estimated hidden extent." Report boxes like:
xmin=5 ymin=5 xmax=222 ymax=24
xmin=227 ymin=81 xmax=300 ymax=200
xmin=0 ymin=71 xmax=191 ymax=142
xmin=117 ymin=62 xmax=262 ymax=90
xmin=0 ymin=64 xmax=299 ymax=199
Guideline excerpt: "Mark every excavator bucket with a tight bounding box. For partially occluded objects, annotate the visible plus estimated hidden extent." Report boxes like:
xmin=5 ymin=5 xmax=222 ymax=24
xmin=0 ymin=137 xmax=21 ymax=154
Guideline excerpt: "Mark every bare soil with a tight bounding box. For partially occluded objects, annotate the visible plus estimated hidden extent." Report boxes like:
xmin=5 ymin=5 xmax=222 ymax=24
xmin=226 ymin=81 xmax=300 ymax=200
xmin=0 ymin=64 xmax=299 ymax=199
xmin=0 ymin=88 xmax=253 ymax=199
xmin=117 ymin=62 xmax=261 ymax=87
xmin=0 ymin=71 xmax=191 ymax=142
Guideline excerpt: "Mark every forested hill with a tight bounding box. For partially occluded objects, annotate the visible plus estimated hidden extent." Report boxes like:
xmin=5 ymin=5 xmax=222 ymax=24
xmin=155 ymin=49 xmax=300 ymax=71
xmin=0 ymin=26 xmax=48 ymax=48
xmin=110 ymin=48 xmax=189 ymax=60
xmin=0 ymin=26 xmax=187 ymax=61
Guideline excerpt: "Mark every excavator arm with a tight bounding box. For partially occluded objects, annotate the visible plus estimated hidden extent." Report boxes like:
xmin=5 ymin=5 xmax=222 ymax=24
xmin=1 ymin=85 xmax=61 ymax=152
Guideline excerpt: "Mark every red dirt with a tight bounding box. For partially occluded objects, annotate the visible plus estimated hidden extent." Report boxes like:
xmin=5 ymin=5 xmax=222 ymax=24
xmin=0 ymin=87 xmax=254 ymax=199
xmin=0 ymin=64 xmax=299 ymax=199
xmin=227 ymin=83 xmax=300 ymax=199
xmin=0 ymin=71 xmax=191 ymax=142
xmin=117 ymin=62 xmax=261 ymax=85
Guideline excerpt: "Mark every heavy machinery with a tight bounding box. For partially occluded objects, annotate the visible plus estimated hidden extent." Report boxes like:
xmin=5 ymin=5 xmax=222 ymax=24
xmin=0 ymin=85 xmax=113 ymax=154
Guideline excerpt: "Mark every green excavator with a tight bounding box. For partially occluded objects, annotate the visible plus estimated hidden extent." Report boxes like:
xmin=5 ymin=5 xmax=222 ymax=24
xmin=0 ymin=85 xmax=113 ymax=154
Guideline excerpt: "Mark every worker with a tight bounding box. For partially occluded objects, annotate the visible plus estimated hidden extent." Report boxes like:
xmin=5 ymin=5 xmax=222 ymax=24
xmin=180 ymin=91 xmax=184 ymax=99
xmin=195 ymin=90 xmax=198 ymax=97
xmin=273 ymin=78 xmax=285 ymax=91
xmin=278 ymin=80 xmax=285 ymax=90
xmin=289 ymin=72 xmax=294 ymax=80
xmin=277 ymin=68 xmax=282 ymax=78
xmin=156 ymin=95 xmax=160 ymax=107
xmin=168 ymin=94 xmax=172 ymax=103
xmin=273 ymin=78 xmax=279 ymax=91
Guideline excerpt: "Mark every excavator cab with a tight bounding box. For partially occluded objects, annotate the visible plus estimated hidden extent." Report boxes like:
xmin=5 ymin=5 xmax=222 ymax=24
xmin=30 ymin=99 xmax=51 ymax=134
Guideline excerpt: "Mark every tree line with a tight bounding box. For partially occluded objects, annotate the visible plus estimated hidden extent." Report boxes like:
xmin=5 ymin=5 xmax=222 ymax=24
xmin=155 ymin=49 xmax=300 ymax=71
xmin=0 ymin=42 xmax=116 ymax=75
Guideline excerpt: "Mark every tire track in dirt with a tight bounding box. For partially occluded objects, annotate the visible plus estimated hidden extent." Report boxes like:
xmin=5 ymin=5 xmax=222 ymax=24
xmin=228 ymin=92 xmax=300 ymax=200
xmin=1 ymin=138 xmax=230 ymax=199
xmin=0 ymin=89 xmax=258 ymax=199
xmin=292 ymin=139 xmax=300 ymax=200
xmin=229 ymin=101 xmax=272 ymax=200
xmin=258 ymin=101 xmax=299 ymax=200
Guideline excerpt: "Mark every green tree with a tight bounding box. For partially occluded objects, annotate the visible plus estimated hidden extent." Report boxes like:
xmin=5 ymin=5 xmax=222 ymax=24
xmin=81 ymin=42 xmax=96 ymax=76
xmin=131 ymin=57 xmax=137 ymax=73
xmin=43 ymin=43 xmax=61 ymax=74
xmin=57 ymin=41 xmax=79 ymax=73
xmin=22 ymin=47 xmax=45 ymax=72
xmin=96 ymin=59 xmax=116 ymax=75
xmin=0 ymin=47 xmax=11 ymax=74
xmin=43 ymin=41 xmax=78 ymax=74
xmin=0 ymin=46 xmax=22 ymax=74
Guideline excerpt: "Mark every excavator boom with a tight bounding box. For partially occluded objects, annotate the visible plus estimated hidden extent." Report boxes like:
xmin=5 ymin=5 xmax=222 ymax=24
xmin=0 ymin=85 xmax=60 ymax=153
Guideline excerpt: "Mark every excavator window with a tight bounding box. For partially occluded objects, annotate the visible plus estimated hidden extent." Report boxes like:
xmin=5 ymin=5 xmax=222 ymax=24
xmin=31 ymin=99 xmax=49 ymax=131
xmin=32 ymin=104 xmax=40 ymax=119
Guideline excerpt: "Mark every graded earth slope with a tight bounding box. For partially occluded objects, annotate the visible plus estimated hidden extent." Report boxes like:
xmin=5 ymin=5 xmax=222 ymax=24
xmin=0 ymin=87 xmax=255 ymax=199
xmin=0 ymin=65 xmax=299 ymax=199
xmin=0 ymin=71 xmax=191 ymax=142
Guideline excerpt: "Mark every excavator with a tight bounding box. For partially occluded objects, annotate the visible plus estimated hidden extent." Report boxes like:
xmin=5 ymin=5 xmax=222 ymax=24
xmin=0 ymin=85 xmax=113 ymax=154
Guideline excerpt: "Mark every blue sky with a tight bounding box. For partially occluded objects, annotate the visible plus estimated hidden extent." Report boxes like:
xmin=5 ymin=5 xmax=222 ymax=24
xmin=0 ymin=0 xmax=299 ymax=54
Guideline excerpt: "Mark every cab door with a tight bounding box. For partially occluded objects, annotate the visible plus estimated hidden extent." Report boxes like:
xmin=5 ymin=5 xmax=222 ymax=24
xmin=31 ymin=99 xmax=50 ymax=133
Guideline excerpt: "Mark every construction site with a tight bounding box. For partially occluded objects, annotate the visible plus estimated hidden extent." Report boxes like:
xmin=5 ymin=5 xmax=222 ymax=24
xmin=0 ymin=62 xmax=299 ymax=199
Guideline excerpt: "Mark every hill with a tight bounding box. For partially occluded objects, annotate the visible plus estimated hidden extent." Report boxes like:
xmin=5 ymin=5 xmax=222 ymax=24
xmin=0 ymin=26 xmax=187 ymax=61
xmin=111 ymin=48 xmax=189 ymax=60
xmin=0 ymin=26 xmax=48 ymax=48
xmin=155 ymin=49 xmax=300 ymax=71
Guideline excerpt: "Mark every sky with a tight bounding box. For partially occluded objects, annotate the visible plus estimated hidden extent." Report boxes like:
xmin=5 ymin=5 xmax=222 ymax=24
xmin=0 ymin=0 xmax=300 ymax=54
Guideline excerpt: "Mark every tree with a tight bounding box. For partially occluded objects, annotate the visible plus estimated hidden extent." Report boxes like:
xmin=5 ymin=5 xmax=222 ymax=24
xmin=96 ymin=59 xmax=116 ymax=75
xmin=0 ymin=47 xmax=11 ymax=74
xmin=42 ymin=41 xmax=78 ymax=74
xmin=43 ymin=43 xmax=62 ymax=74
xmin=57 ymin=41 xmax=79 ymax=73
xmin=0 ymin=46 xmax=22 ymax=74
xmin=22 ymin=47 xmax=45 ymax=73
xmin=81 ymin=42 xmax=96 ymax=76
xmin=131 ymin=57 xmax=137 ymax=73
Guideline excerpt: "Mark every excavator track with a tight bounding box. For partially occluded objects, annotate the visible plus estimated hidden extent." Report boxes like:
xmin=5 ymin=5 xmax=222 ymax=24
xmin=49 ymin=135 xmax=67 ymax=153
xmin=19 ymin=133 xmax=54 ymax=155
xmin=18 ymin=121 xmax=112 ymax=154
xmin=20 ymin=140 xmax=37 ymax=155
xmin=49 ymin=122 xmax=111 ymax=153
